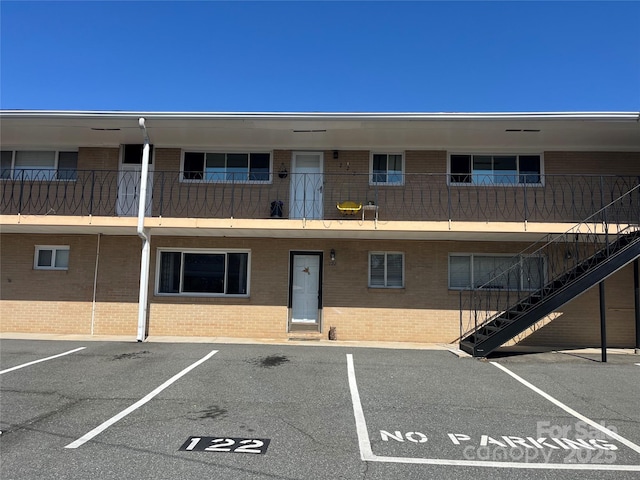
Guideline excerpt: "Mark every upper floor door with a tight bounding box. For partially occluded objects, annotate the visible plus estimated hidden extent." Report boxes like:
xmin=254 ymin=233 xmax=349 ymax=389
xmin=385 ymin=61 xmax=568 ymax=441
xmin=290 ymin=152 xmax=323 ymax=220
xmin=117 ymin=144 xmax=153 ymax=217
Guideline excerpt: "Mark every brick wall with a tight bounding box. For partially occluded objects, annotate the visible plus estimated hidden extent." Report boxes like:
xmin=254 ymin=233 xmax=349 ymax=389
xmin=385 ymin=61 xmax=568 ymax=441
xmin=1 ymin=233 xmax=636 ymax=346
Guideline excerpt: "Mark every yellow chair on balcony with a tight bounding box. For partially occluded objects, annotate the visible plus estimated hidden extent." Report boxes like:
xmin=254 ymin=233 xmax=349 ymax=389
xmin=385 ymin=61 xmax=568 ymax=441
xmin=337 ymin=201 xmax=362 ymax=216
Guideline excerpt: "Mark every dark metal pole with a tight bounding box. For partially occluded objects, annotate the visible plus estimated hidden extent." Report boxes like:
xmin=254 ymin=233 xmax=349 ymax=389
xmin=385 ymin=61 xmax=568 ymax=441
xmin=634 ymin=259 xmax=639 ymax=355
xmin=599 ymin=281 xmax=607 ymax=363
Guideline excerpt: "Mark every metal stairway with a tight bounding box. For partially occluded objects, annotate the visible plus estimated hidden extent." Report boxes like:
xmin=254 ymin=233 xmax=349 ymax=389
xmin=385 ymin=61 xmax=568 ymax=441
xmin=459 ymin=185 xmax=640 ymax=357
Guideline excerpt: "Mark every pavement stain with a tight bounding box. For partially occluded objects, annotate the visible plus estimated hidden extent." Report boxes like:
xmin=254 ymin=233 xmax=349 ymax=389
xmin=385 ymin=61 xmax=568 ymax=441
xmin=110 ymin=351 xmax=151 ymax=361
xmin=191 ymin=405 xmax=228 ymax=420
xmin=253 ymin=354 xmax=290 ymax=368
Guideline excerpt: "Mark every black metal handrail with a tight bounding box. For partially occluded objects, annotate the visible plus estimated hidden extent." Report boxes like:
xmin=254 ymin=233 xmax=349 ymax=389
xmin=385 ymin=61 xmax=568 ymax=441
xmin=458 ymin=184 xmax=640 ymax=343
xmin=1 ymin=170 xmax=638 ymax=223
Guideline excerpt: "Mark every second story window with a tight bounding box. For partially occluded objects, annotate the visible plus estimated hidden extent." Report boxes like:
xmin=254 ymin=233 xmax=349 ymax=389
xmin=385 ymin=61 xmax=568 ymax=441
xmin=1 ymin=150 xmax=78 ymax=181
xmin=371 ymin=153 xmax=404 ymax=185
xmin=449 ymin=154 xmax=542 ymax=185
xmin=183 ymin=152 xmax=271 ymax=182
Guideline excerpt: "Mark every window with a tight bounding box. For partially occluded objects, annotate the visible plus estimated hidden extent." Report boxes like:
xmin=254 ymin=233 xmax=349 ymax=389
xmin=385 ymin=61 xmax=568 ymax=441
xmin=449 ymin=254 xmax=545 ymax=290
xmin=449 ymin=154 xmax=541 ymax=185
xmin=122 ymin=144 xmax=153 ymax=165
xmin=34 ymin=246 xmax=70 ymax=270
xmin=1 ymin=150 xmax=78 ymax=181
xmin=157 ymin=249 xmax=250 ymax=296
xmin=369 ymin=252 xmax=404 ymax=288
xmin=371 ymin=153 xmax=403 ymax=184
xmin=182 ymin=152 xmax=270 ymax=182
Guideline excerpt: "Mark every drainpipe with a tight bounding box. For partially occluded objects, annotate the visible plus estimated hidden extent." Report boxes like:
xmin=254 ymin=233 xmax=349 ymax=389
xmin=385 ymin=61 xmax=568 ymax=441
xmin=136 ymin=117 xmax=151 ymax=342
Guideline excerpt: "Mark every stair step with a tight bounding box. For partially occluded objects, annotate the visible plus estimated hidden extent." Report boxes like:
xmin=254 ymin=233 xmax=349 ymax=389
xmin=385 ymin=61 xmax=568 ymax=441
xmin=287 ymin=332 xmax=323 ymax=341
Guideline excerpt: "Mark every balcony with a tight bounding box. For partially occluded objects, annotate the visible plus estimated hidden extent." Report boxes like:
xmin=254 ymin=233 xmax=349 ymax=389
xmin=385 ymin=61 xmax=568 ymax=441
xmin=1 ymin=171 xmax=638 ymax=225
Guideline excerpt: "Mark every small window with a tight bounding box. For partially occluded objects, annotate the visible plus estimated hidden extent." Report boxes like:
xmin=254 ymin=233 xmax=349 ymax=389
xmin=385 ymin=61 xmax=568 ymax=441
xmin=34 ymin=246 xmax=70 ymax=270
xmin=182 ymin=152 xmax=271 ymax=182
xmin=448 ymin=253 xmax=545 ymax=290
xmin=449 ymin=154 xmax=542 ymax=185
xmin=122 ymin=144 xmax=153 ymax=165
xmin=369 ymin=252 xmax=404 ymax=288
xmin=58 ymin=152 xmax=78 ymax=180
xmin=371 ymin=153 xmax=403 ymax=185
xmin=1 ymin=151 xmax=12 ymax=179
xmin=157 ymin=249 xmax=250 ymax=296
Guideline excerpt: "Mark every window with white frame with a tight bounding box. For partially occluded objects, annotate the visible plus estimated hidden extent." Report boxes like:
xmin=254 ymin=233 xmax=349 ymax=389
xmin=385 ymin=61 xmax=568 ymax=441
xmin=157 ymin=249 xmax=250 ymax=296
xmin=449 ymin=154 xmax=542 ymax=185
xmin=1 ymin=150 xmax=78 ymax=181
xmin=34 ymin=246 xmax=70 ymax=270
xmin=449 ymin=253 xmax=545 ymax=290
xmin=182 ymin=152 xmax=270 ymax=182
xmin=369 ymin=252 xmax=404 ymax=288
xmin=371 ymin=153 xmax=403 ymax=185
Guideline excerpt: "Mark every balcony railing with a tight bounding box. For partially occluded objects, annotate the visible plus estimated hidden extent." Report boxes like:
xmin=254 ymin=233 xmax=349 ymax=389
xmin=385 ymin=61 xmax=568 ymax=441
xmin=1 ymin=170 xmax=638 ymax=224
xmin=458 ymin=184 xmax=640 ymax=347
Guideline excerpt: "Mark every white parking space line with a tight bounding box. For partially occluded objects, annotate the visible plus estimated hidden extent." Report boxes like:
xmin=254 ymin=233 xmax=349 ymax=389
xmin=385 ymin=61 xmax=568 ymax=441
xmin=0 ymin=347 xmax=86 ymax=375
xmin=346 ymin=354 xmax=640 ymax=471
xmin=65 ymin=349 xmax=218 ymax=449
xmin=490 ymin=362 xmax=640 ymax=455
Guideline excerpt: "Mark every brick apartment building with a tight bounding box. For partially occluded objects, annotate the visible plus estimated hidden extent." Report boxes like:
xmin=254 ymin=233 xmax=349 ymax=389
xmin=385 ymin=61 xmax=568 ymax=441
xmin=1 ymin=111 xmax=638 ymax=355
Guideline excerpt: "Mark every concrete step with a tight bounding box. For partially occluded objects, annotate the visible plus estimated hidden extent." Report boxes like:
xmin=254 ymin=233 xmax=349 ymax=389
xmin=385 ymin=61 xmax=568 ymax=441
xmin=287 ymin=331 xmax=324 ymax=341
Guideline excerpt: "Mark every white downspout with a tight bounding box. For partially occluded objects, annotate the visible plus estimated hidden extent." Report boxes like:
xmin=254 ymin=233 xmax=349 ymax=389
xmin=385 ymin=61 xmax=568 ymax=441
xmin=136 ymin=117 xmax=151 ymax=342
xmin=90 ymin=233 xmax=101 ymax=335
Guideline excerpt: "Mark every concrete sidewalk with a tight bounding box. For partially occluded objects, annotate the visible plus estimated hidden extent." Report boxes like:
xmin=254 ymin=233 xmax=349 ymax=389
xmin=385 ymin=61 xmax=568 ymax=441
xmin=2 ymin=332 xmax=637 ymax=357
xmin=0 ymin=331 xmax=461 ymax=353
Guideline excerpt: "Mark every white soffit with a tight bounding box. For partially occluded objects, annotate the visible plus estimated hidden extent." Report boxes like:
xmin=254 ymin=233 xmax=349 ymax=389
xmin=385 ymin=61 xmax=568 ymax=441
xmin=1 ymin=110 xmax=639 ymax=151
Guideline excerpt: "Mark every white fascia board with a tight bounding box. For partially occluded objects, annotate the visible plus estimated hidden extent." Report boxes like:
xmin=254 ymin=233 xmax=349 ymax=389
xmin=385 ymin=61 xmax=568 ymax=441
xmin=1 ymin=110 xmax=639 ymax=121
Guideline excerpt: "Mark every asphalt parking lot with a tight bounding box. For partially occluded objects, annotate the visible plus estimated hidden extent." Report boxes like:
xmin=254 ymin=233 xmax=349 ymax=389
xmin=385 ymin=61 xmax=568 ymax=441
xmin=1 ymin=339 xmax=639 ymax=480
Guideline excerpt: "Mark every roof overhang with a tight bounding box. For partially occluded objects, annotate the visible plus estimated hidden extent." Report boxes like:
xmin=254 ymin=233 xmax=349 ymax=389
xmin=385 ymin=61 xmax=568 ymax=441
xmin=2 ymin=110 xmax=639 ymax=151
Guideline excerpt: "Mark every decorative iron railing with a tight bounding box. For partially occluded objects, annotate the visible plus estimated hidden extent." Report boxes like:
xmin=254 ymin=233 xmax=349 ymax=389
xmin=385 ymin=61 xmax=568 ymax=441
xmin=1 ymin=170 xmax=638 ymax=224
xmin=458 ymin=184 xmax=640 ymax=343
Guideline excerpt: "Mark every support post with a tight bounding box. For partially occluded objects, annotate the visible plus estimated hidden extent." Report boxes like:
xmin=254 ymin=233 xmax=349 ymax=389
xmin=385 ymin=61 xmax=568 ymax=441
xmin=599 ymin=281 xmax=607 ymax=363
xmin=634 ymin=259 xmax=639 ymax=355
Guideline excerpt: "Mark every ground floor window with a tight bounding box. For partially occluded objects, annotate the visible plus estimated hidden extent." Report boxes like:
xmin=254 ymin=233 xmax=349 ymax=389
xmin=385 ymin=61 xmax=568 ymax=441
xmin=34 ymin=246 xmax=70 ymax=270
xmin=449 ymin=253 xmax=545 ymax=290
xmin=156 ymin=249 xmax=250 ymax=296
xmin=369 ymin=252 xmax=404 ymax=288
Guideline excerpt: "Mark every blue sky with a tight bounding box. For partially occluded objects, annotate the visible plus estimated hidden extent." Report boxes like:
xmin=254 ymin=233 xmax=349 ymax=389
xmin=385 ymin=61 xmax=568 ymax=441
xmin=1 ymin=1 xmax=639 ymax=112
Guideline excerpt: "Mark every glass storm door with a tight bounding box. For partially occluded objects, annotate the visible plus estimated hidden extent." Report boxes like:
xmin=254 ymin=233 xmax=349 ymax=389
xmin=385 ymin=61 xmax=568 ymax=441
xmin=290 ymin=253 xmax=322 ymax=323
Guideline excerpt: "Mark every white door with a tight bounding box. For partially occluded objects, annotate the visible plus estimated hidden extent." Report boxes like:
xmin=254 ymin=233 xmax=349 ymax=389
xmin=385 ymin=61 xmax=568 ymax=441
xmin=117 ymin=147 xmax=153 ymax=216
xmin=290 ymin=152 xmax=323 ymax=219
xmin=291 ymin=254 xmax=321 ymax=323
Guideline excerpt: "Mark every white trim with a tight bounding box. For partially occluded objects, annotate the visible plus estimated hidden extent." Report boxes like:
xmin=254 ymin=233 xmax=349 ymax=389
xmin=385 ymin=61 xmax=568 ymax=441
xmin=34 ymin=245 xmax=70 ymax=270
xmin=154 ymin=248 xmax=251 ymax=297
xmin=3 ymin=110 xmax=638 ymax=121
xmin=369 ymin=152 xmax=405 ymax=186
